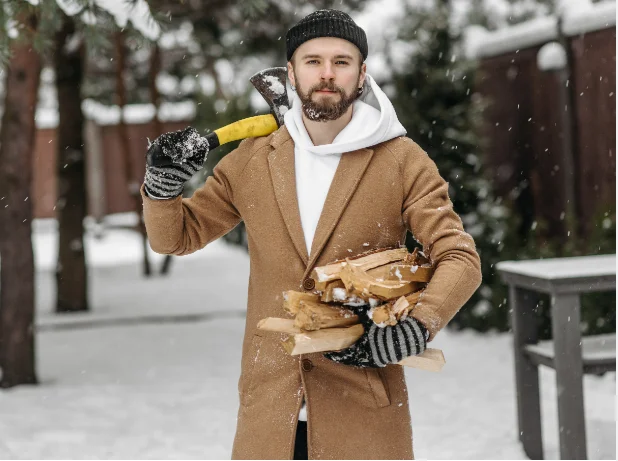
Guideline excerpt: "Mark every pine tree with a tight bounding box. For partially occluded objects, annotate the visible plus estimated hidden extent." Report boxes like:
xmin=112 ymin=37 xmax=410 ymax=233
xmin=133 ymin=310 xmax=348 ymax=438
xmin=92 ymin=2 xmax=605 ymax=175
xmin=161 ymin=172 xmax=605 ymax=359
xmin=388 ymin=0 xmax=511 ymax=333
xmin=0 ymin=7 xmax=41 ymax=388
xmin=0 ymin=0 xmax=160 ymax=386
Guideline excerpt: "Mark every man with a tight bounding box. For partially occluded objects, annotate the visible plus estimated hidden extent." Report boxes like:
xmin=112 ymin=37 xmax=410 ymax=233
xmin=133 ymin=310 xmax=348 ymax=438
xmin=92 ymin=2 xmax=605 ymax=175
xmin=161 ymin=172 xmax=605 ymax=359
xmin=141 ymin=9 xmax=482 ymax=460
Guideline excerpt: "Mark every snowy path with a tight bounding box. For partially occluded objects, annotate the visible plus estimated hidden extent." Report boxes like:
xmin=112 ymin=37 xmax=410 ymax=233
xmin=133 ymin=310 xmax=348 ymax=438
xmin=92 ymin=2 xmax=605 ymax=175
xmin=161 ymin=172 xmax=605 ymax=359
xmin=0 ymin=222 xmax=614 ymax=459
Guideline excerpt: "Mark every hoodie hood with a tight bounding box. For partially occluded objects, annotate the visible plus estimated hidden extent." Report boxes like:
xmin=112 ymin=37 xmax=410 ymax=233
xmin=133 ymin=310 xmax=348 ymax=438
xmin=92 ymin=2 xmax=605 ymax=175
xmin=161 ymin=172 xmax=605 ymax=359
xmin=284 ymin=73 xmax=406 ymax=155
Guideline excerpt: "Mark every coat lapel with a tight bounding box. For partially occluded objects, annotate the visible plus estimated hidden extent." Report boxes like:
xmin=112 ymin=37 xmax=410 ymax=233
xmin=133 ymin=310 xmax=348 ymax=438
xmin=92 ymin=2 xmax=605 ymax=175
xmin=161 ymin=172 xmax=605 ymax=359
xmin=307 ymin=147 xmax=374 ymax=270
xmin=267 ymin=127 xmax=375 ymax=271
xmin=267 ymin=128 xmax=309 ymax=265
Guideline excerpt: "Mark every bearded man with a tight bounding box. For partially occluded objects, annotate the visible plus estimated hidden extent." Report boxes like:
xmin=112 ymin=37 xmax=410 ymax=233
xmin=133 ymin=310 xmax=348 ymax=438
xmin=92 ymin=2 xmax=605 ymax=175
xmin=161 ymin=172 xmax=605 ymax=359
xmin=141 ymin=9 xmax=482 ymax=460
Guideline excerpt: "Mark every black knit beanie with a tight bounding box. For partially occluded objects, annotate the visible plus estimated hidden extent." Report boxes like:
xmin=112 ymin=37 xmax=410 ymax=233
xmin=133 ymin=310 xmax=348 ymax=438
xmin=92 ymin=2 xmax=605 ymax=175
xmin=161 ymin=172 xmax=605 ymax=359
xmin=286 ymin=9 xmax=368 ymax=62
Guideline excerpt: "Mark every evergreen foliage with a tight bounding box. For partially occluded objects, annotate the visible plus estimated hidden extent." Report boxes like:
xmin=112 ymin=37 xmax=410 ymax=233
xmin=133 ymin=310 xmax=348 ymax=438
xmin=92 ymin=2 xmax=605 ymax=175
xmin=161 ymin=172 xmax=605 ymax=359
xmin=387 ymin=1 xmax=511 ymax=334
xmin=388 ymin=0 xmax=614 ymax=337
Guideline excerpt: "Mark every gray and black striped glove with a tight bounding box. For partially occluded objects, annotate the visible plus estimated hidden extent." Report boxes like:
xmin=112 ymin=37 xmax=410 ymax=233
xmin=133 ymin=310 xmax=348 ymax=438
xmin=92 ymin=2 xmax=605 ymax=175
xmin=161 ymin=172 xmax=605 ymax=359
xmin=144 ymin=126 xmax=209 ymax=199
xmin=324 ymin=307 xmax=428 ymax=368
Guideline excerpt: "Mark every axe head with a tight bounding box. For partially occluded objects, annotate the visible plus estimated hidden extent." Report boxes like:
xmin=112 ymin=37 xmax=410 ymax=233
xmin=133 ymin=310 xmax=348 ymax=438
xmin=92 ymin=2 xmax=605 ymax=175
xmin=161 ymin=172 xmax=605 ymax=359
xmin=250 ymin=67 xmax=290 ymax=127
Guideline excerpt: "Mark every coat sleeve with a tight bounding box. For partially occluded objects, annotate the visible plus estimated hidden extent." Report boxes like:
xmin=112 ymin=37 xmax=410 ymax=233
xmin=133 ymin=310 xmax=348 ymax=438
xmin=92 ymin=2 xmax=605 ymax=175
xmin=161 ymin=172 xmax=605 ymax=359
xmin=397 ymin=138 xmax=482 ymax=341
xmin=140 ymin=146 xmax=243 ymax=256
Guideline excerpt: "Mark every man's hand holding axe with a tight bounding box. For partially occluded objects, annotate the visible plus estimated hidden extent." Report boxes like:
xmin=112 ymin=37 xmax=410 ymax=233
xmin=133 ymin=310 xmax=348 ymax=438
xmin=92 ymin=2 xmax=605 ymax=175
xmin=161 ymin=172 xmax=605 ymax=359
xmin=143 ymin=68 xmax=289 ymax=199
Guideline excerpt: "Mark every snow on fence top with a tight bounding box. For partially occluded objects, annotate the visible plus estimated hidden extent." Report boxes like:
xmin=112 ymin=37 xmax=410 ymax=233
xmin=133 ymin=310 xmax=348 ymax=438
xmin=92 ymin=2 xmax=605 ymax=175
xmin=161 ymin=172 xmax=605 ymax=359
xmin=562 ymin=0 xmax=617 ymax=35
xmin=465 ymin=0 xmax=616 ymax=59
xmin=34 ymin=100 xmax=196 ymax=129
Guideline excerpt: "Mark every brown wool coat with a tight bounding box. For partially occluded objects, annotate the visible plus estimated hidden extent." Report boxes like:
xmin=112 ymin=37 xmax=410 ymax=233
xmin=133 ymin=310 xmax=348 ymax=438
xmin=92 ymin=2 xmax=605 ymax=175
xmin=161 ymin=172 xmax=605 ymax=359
xmin=141 ymin=126 xmax=482 ymax=460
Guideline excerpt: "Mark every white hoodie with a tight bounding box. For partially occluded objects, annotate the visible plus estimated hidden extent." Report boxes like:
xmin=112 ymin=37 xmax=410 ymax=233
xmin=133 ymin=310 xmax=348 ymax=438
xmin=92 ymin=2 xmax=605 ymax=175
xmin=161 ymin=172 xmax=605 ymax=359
xmin=284 ymin=74 xmax=407 ymax=422
xmin=284 ymin=74 xmax=407 ymax=257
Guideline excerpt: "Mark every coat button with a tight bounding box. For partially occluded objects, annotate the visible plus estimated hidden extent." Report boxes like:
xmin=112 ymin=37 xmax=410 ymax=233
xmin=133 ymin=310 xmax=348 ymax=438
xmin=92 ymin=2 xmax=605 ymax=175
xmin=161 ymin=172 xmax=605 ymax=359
xmin=302 ymin=278 xmax=315 ymax=291
xmin=301 ymin=359 xmax=314 ymax=372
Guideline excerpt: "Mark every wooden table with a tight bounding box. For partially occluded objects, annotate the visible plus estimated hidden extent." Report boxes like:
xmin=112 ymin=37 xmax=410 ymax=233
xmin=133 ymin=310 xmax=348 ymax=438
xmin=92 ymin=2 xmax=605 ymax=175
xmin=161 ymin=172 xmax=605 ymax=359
xmin=496 ymin=254 xmax=616 ymax=460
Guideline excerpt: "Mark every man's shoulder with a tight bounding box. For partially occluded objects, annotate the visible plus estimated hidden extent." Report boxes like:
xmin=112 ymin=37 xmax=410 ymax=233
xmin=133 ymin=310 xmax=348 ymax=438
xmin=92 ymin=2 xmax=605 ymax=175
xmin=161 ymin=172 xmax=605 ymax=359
xmin=375 ymin=136 xmax=428 ymax=163
xmin=233 ymin=128 xmax=278 ymax=156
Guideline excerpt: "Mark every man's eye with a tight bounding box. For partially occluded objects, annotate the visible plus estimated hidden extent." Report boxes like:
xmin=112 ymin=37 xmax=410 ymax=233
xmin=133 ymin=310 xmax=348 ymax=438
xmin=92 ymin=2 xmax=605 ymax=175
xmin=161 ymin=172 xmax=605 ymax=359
xmin=336 ymin=61 xmax=349 ymax=65
xmin=307 ymin=60 xmax=318 ymax=64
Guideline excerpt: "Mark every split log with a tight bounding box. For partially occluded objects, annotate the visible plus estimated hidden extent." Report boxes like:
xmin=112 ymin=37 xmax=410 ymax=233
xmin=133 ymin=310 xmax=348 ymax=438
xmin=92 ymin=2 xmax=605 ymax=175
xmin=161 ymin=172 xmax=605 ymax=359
xmin=365 ymin=262 xmax=432 ymax=284
xmin=340 ymin=263 xmax=415 ymax=300
xmin=311 ymin=247 xmax=409 ymax=290
xmin=391 ymin=295 xmax=411 ymax=318
xmin=369 ymin=290 xmax=424 ymax=326
xmin=370 ymin=305 xmax=398 ymax=326
xmin=399 ymin=290 xmax=424 ymax=321
xmin=388 ymin=264 xmax=433 ymax=283
xmin=294 ymin=301 xmax=358 ymax=331
xmin=282 ymin=324 xmax=365 ymax=354
xmin=399 ymin=348 xmax=445 ymax=372
xmin=394 ymin=290 xmax=423 ymax=320
xmin=327 ymin=284 xmax=377 ymax=306
xmin=404 ymin=247 xmax=432 ymax=266
xmin=320 ymin=279 xmax=346 ymax=303
xmin=283 ymin=291 xmax=320 ymax=315
xmin=257 ymin=317 xmax=300 ymax=334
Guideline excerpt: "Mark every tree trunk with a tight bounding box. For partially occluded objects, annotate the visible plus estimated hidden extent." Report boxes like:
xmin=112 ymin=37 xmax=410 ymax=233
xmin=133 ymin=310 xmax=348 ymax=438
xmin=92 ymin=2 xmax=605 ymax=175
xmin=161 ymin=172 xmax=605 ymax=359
xmin=54 ymin=15 xmax=89 ymax=313
xmin=0 ymin=13 xmax=41 ymax=388
xmin=115 ymin=31 xmax=152 ymax=277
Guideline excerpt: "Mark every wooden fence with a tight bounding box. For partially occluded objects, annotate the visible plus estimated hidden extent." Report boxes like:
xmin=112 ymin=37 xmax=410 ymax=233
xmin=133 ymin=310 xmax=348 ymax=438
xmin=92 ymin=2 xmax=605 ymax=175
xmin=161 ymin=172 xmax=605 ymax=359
xmin=475 ymin=25 xmax=615 ymax=239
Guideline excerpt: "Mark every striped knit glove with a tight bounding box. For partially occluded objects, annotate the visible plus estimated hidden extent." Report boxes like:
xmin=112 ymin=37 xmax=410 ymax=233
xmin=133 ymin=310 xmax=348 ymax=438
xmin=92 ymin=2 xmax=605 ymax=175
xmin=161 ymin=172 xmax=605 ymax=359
xmin=144 ymin=126 xmax=209 ymax=199
xmin=324 ymin=308 xmax=429 ymax=368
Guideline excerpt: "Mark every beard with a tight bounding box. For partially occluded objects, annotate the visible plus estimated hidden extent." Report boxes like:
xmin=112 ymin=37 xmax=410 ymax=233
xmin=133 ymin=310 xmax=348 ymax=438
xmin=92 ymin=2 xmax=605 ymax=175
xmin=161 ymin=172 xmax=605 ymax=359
xmin=294 ymin=72 xmax=361 ymax=122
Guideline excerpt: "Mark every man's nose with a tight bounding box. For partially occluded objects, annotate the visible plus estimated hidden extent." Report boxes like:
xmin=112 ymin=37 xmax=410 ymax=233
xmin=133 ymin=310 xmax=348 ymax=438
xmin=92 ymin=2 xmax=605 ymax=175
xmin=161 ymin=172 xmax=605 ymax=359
xmin=320 ymin=63 xmax=336 ymax=80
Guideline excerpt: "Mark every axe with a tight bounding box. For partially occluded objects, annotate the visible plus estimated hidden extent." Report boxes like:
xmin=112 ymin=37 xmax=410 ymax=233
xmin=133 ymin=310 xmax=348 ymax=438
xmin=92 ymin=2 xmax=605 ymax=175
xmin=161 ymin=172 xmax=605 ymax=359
xmin=148 ymin=67 xmax=289 ymax=167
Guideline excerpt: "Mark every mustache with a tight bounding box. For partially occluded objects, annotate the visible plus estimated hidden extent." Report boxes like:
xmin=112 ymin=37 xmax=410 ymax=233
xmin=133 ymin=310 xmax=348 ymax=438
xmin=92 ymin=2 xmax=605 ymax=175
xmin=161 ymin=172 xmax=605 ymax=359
xmin=308 ymin=82 xmax=345 ymax=95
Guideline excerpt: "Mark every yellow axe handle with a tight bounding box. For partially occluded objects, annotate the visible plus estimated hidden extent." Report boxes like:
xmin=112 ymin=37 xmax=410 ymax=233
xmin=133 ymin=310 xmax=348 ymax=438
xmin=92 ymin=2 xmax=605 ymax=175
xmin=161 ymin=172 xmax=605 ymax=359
xmin=214 ymin=114 xmax=279 ymax=145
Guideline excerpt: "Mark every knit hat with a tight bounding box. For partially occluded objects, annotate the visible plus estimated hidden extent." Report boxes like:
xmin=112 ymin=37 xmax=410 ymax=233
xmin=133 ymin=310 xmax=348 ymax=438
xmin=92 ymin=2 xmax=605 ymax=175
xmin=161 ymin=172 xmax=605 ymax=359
xmin=286 ymin=9 xmax=368 ymax=62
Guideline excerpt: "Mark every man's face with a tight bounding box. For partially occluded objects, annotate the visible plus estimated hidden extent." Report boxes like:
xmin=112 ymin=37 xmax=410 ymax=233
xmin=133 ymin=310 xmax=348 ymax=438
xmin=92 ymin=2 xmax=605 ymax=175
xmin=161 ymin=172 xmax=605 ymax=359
xmin=287 ymin=37 xmax=366 ymax=122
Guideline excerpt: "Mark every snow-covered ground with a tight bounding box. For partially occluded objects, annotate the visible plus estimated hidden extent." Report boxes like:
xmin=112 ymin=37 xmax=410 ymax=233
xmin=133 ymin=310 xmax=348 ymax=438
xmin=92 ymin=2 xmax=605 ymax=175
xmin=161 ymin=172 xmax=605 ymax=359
xmin=0 ymin=219 xmax=614 ymax=459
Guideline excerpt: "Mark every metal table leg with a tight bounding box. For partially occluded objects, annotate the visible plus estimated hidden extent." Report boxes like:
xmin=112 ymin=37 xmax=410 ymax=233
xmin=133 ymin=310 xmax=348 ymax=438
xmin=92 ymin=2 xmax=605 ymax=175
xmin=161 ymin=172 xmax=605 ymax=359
xmin=511 ymin=286 xmax=544 ymax=459
xmin=551 ymin=292 xmax=587 ymax=459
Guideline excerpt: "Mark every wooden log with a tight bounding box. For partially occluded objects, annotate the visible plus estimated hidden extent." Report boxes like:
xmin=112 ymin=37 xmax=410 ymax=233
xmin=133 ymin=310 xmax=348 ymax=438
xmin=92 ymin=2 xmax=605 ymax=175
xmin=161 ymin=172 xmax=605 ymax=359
xmin=370 ymin=304 xmax=398 ymax=326
xmin=327 ymin=285 xmax=376 ymax=305
xmin=283 ymin=290 xmax=320 ymax=315
xmin=370 ymin=290 xmax=425 ymax=325
xmin=311 ymin=247 xmax=409 ymax=290
xmin=340 ymin=263 xmax=415 ymax=300
xmin=257 ymin=317 xmax=301 ymax=335
xmin=320 ymin=279 xmax=346 ymax=303
xmin=282 ymin=324 xmax=365 ymax=354
xmin=391 ymin=296 xmax=410 ymax=318
xmin=399 ymin=348 xmax=445 ymax=372
xmin=366 ymin=264 xmax=397 ymax=281
xmin=366 ymin=262 xmax=432 ymax=283
xmin=404 ymin=247 xmax=432 ymax=266
xmin=388 ymin=264 xmax=433 ymax=283
xmin=399 ymin=290 xmax=424 ymax=320
xmin=294 ymin=301 xmax=358 ymax=331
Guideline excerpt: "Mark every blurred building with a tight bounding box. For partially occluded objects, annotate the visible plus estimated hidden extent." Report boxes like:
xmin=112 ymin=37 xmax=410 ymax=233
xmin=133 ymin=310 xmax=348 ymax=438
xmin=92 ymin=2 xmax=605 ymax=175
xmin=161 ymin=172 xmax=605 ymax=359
xmin=466 ymin=1 xmax=616 ymax=239
xmin=32 ymin=99 xmax=194 ymax=219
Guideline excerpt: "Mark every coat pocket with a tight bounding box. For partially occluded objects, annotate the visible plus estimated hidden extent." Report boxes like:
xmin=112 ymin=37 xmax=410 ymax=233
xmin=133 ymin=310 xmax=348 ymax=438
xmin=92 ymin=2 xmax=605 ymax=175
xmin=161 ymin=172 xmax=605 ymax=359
xmin=239 ymin=334 xmax=264 ymax=406
xmin=365 ymin=368 xmax=391 ymax=408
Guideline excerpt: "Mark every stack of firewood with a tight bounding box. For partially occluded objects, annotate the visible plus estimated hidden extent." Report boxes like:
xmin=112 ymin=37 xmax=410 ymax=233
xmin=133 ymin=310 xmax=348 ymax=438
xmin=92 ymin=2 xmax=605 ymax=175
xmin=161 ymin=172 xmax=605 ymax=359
xmin=258 ymin=247 xmax=446 ymax=372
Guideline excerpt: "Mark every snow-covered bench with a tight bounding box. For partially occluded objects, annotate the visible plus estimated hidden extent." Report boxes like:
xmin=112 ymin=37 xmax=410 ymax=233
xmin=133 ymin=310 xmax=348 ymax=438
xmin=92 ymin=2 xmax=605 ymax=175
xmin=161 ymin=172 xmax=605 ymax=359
xmin=524 ymin=332 xmax=615 ymax=375
xmin=496 ymin=254 xmax=616 ymax=460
